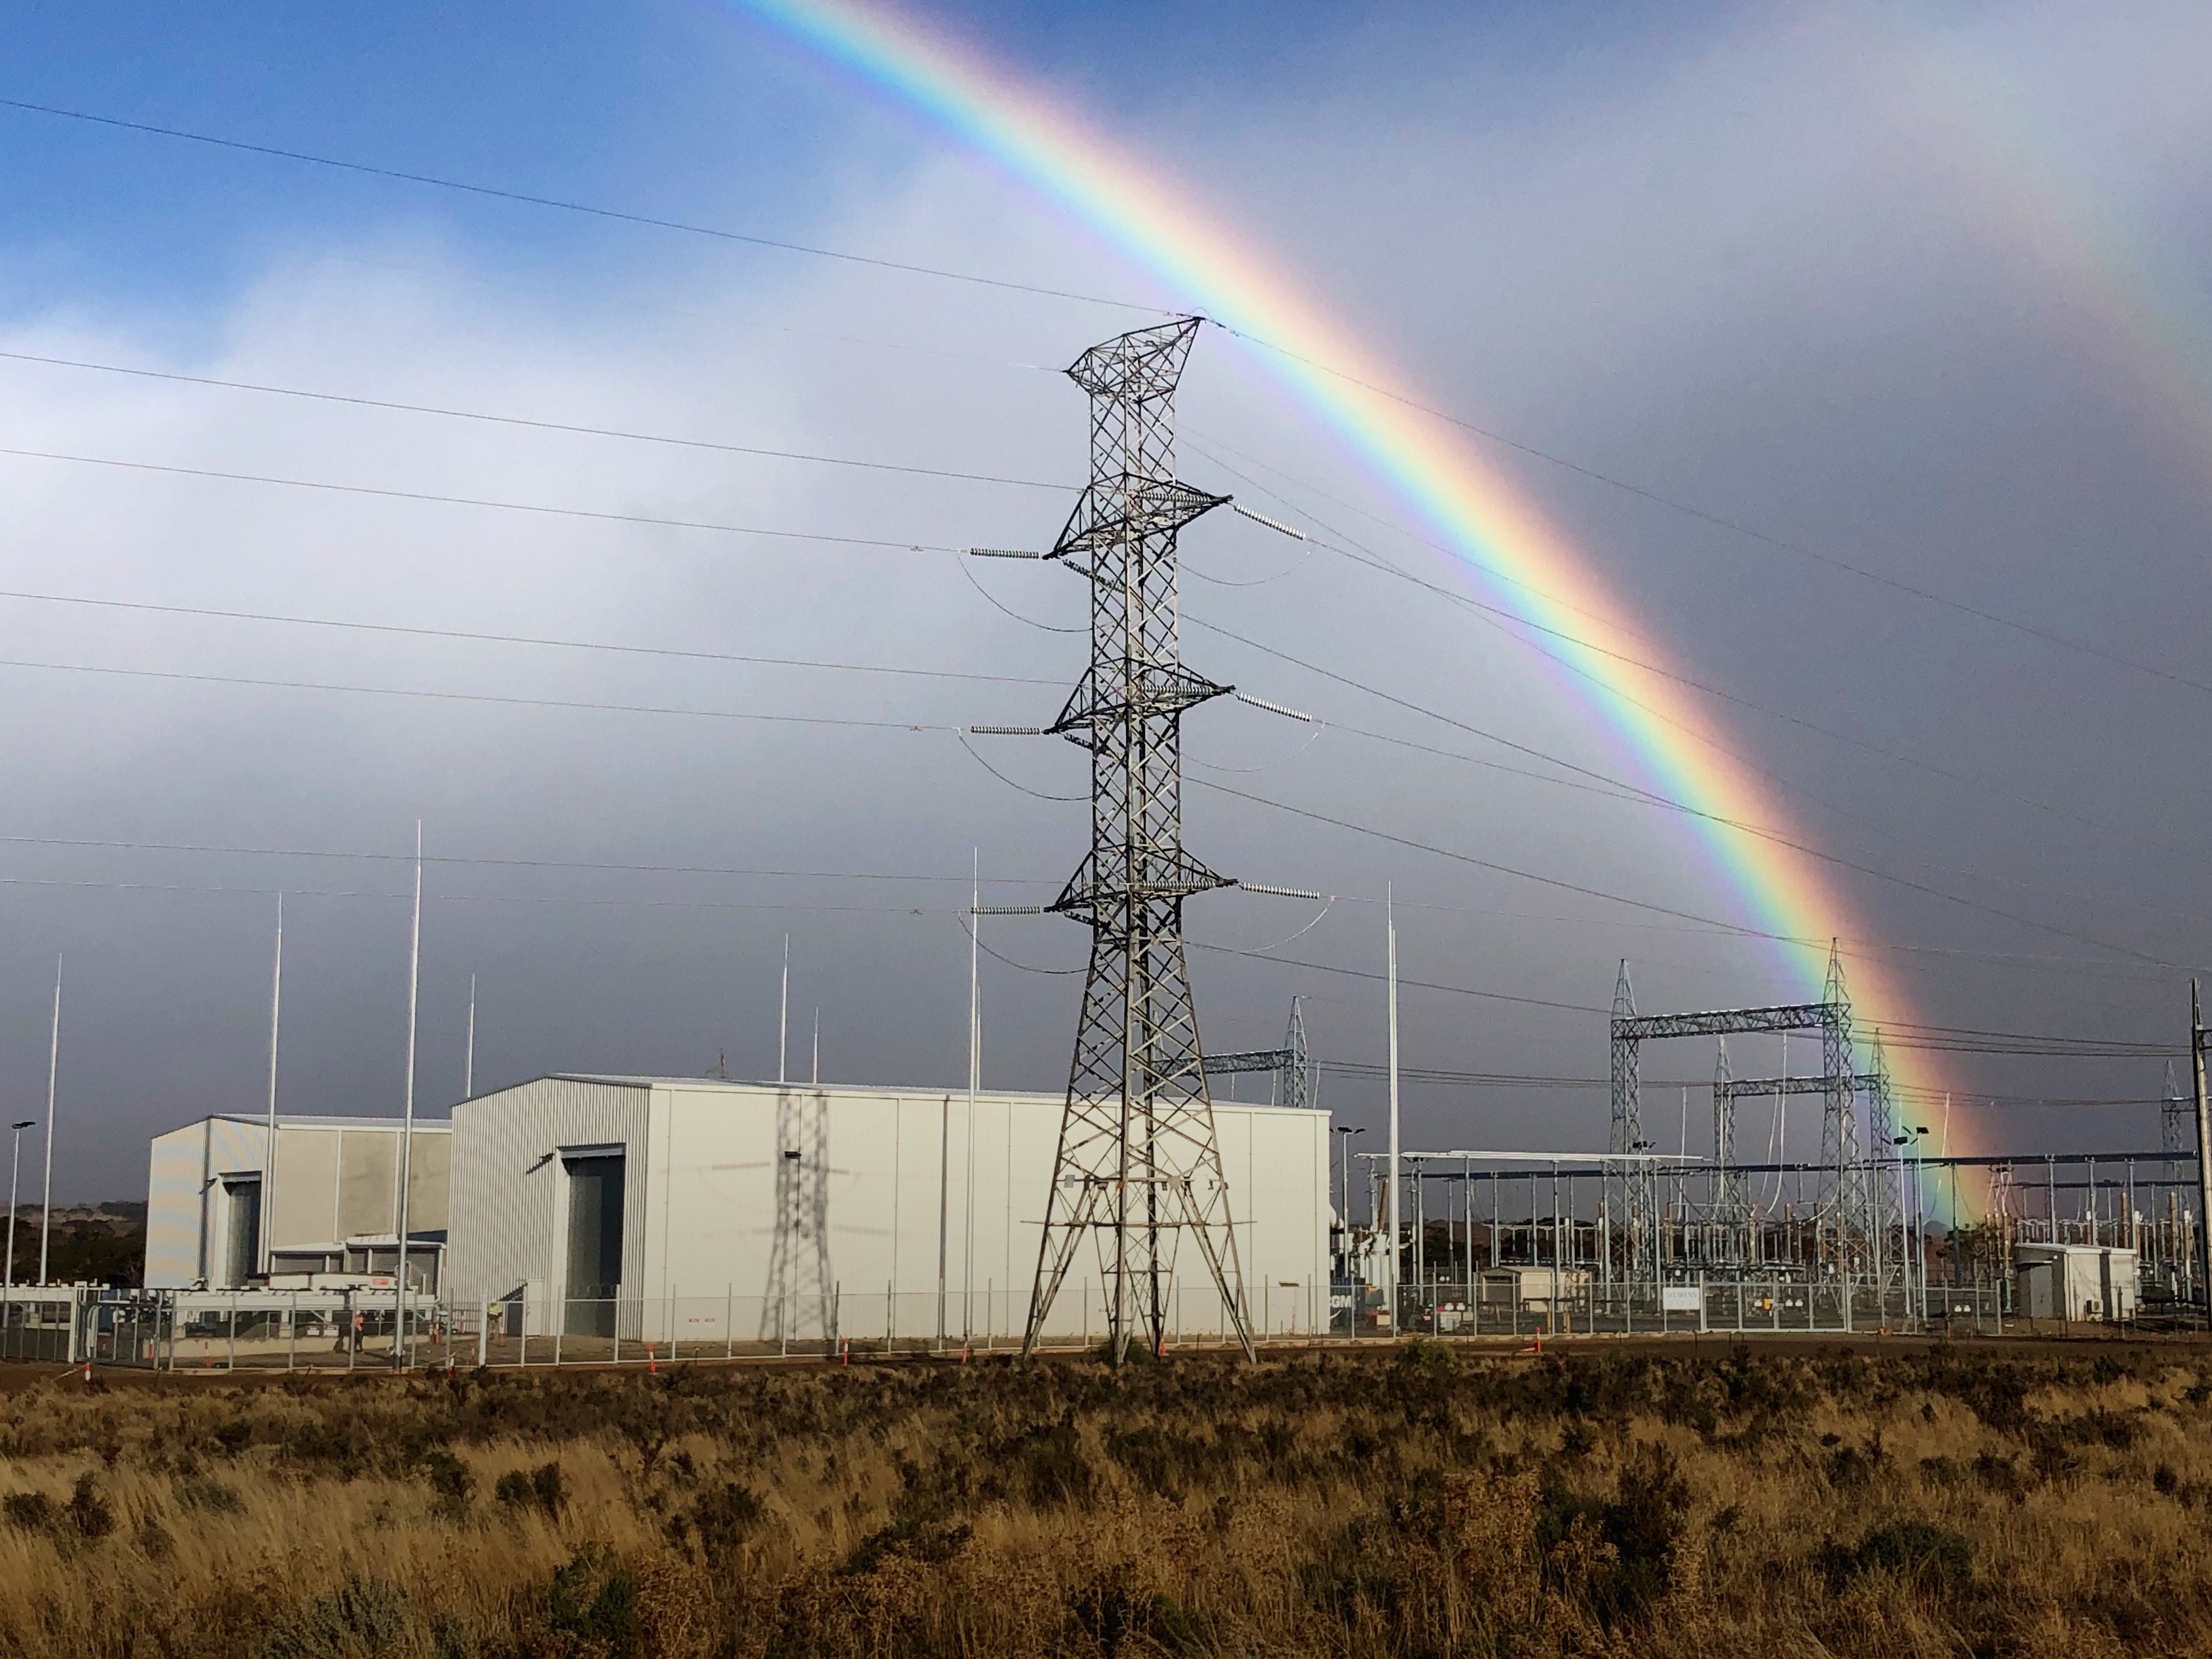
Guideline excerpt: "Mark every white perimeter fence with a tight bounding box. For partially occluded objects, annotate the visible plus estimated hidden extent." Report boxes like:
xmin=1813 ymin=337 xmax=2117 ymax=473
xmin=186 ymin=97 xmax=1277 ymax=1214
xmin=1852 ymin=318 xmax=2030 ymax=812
xmin=1 ymin=1274 xmax=2023 ymax=1373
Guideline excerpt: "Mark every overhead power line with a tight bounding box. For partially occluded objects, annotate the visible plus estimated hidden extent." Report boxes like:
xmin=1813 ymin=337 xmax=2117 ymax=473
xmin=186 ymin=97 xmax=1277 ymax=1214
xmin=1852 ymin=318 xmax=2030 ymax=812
xmin=1186 ymin=940 xmax=1606 ymax=1014
xmin=0 ymin=588 xmax=1064 ymax=689
xmin=1193 ymin=441 xmax=2118 ymax=840
xmin=14 ymin=91 xmax=2183 ymax=701
xmin=1314 ymin=1059 xmax=2172 ymax=1106
xmin=15 ymin=565 xmax=2191 ymax=967
xmin=10 ymin=566 xmax=2185 ymax=980
xmin=1189 ymin=772 xmax=2187 ymax=976
xmin=0 ymin=871 xmax=958 ymax=917
xmin=0 ymin=445 xmax=957 ymax=551
xmin=0 ymin=97 xmax=1162 ymax=314
xmin=0 ymin=349 xmax=1073 ymax=491
xmin=13 ymin=430 xmax=2162 ymax=961
xmin=1188 ymin=468 xmax=2206 ymax=963
xmin=2 ymin=822 xmax=2180 ymax=1051
xmin=0 ymin=654 xmax=962 ymax=732
xmin=1187 ymin=775 xmax=1764 ymax=938
xmin=2 ymin=815 xmax=2181 ymax=980
xmin=1197 ymin=610 xmax=2212 ymax=949
xmin=0 ymin=830 xmax=1059 ymax=887
xmin=1206 ymin=324 xmax=2212 ymax=701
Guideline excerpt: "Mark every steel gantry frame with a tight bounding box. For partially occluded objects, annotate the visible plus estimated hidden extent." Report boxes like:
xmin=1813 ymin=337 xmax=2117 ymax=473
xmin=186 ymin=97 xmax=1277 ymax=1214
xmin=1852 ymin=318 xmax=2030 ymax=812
xmin=1201 ymin=997 xmax=1314 ymax=1111
xmin=1610 ymin=948 xmax=1885 ymax=1289
xmin=1020 ymin=319 xmax=1255 ymax=1364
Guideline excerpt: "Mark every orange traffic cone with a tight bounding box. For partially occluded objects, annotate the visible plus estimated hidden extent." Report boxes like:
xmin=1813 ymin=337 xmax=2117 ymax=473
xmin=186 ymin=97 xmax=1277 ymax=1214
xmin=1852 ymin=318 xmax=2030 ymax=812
xmin=646 ymin=1344 xmax=657 ymax=1374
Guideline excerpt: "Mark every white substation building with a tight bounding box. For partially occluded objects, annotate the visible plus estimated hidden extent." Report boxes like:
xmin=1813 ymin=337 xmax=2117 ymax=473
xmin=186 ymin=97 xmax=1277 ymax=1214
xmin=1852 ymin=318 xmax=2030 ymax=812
xmin=145 ymin=1114 xmax=451 ymax=1290
xmin=441 ymin=1074 xmax=1334 ymax=1348
xmin=142 ymin=1074 xmax=1334 ymax=1346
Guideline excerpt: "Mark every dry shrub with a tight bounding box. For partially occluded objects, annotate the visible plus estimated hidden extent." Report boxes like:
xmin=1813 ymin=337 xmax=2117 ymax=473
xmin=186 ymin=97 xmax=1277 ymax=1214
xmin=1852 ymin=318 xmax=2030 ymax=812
xmin=0 ymin=1342 xmax=2207 ymax=1655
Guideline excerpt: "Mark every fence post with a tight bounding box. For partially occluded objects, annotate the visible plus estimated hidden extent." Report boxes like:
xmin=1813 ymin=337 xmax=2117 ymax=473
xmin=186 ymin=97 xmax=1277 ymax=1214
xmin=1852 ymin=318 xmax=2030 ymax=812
xmin=227 ymin=1291 xmax=238 ymax=1371
xmin=287 ymin=1291 xmax=297 ymax=1372
xmin=887 ymin=1280 xmax=894 ymax=1353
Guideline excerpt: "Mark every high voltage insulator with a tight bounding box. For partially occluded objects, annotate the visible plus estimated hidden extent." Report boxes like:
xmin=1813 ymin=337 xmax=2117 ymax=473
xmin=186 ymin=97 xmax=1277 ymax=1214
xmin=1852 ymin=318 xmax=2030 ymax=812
xmin=1018 ymin=318 xmax=1256 ymax=1364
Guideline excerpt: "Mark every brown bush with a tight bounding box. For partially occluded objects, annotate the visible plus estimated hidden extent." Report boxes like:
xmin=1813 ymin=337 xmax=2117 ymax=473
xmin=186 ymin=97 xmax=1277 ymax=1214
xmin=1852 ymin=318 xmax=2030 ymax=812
xmin=0 ymin=1341 xmax=2205 ymax=1655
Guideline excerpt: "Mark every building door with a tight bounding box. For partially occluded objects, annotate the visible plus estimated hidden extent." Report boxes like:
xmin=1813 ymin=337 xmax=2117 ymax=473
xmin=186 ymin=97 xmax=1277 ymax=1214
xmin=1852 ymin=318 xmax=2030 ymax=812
xmin=222 ymin=1178 xmax=262 ymax=1286
xmin=563 ymin=1154 xmax=624 ymax=1337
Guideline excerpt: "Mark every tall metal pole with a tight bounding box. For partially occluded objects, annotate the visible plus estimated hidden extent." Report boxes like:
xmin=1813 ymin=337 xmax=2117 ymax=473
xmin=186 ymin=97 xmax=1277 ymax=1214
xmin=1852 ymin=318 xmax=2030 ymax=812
xmin=394 ymin=823 xmax=422 ymax=1365
xmin=37 ymin=956 xmax=60 ymax=1286
xmin=2192 ymin=980 xmax=2211 ymax=1319
xmin=4 ymin=1122 xmax=29 ymax=1293
xmin=1019 ymin=319 xmax=1252 ymax=1363
xmin=463 ymin=973 xmax=476 ymax=1101
xmin=263 ymin=895 xmax=283 ymax=1276
xmin=964 ymin=851 xmax=979 ymax=1344
xmin=936 ymin=1093 xmax=950 ymax=1346
xmin=1387 ymin=888 xmax=1402 ymax=1337
xmin=1335 ymin=1126 xmax=1362 ymax=1257
xmin=778 ymin=935 xmax=789 ymax=1085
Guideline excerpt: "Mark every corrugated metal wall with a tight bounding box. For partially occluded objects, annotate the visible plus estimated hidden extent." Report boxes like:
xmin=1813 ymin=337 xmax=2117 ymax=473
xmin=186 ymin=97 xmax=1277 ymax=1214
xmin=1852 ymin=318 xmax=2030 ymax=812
xmin=444 ymin=1078 xmax=1331 ymax=1345
xmin=144 ymin=1124 xmax=215 ymax=1288
xmin=444 ymin=1077 xmax=651 ymax=1318
xmin=143 ymin=1117 xmax=455 ymax=1288
xmin=270 ymin=1127 xmax=341 ymax=1246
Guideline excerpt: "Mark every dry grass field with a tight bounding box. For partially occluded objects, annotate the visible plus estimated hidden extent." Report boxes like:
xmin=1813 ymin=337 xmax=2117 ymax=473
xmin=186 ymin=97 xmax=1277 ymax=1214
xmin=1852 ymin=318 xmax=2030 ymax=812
xmin=2 ymin=1338 xmax=2210 ymax=1657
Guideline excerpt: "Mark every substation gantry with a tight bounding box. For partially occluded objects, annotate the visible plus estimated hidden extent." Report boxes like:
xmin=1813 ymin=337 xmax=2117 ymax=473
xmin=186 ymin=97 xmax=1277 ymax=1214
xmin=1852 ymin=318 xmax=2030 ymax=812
xmin=1609 ymin=949 xmax=1905 ymax=1291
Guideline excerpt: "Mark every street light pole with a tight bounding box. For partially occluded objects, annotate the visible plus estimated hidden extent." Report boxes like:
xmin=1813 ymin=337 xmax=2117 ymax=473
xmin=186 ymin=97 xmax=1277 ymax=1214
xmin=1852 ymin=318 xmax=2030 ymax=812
xmin=1911 ymin=1128 xmax=1930 ymax=1322
xmin=4 ymin=1122 xmax=32 ymax=1295
xmin=1332 ymin=1126 xmax=1363 ymax=1252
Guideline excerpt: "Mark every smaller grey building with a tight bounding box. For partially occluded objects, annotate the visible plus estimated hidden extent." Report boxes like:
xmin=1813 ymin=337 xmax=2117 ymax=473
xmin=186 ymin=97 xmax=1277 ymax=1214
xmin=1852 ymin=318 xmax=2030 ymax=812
xmin=2013 ymin=1242 xmax=2138 ymax=1322
xmin=145 ymin=1113 xmax=451 ymax=1290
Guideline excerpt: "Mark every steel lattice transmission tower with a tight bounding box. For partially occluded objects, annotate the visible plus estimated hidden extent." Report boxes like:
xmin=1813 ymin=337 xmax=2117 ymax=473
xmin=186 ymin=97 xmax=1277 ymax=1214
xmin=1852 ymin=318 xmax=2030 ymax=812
xmin=1815 ymin=944 xmax=1865 ymax=1277
xmin=1020 ymin=318 xmax=1256 ymax=1364
xmin=1608 ymin=962 xmax=1654 ymax=1274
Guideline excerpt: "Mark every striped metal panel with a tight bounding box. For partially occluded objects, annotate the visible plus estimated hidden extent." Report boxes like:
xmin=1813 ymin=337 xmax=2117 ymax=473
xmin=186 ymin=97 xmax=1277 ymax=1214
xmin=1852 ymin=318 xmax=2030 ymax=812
xmin=444 ymin=1076 xmax=650 ymax=1310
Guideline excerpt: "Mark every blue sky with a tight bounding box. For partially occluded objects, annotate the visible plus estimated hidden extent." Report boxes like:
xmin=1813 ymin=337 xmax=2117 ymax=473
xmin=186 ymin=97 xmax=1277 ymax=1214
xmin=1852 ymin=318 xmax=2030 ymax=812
xmin=0 ymin=2 xmax=1732 ymax=324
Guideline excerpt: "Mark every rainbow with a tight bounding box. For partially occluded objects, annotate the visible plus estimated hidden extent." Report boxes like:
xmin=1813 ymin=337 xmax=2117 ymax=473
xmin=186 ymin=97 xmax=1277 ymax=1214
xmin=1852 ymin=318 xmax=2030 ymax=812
xmin=732 ymin=0 xmax=1977 ymax=1211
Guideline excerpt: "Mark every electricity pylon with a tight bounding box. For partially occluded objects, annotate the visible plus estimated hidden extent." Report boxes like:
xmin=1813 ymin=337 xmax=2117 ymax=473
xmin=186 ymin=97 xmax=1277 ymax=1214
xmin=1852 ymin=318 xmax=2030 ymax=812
xmin=1020 ymin=318 xmax=1255 ymax=1363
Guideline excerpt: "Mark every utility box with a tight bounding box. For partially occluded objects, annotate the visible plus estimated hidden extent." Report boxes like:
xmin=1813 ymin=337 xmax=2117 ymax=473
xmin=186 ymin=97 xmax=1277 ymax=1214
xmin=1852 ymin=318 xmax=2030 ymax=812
xmin=2014 ymin=1243 xmax=2137 ymax=1322
xmin=1478 ymin=1266 xmax=1590 ymax=1312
